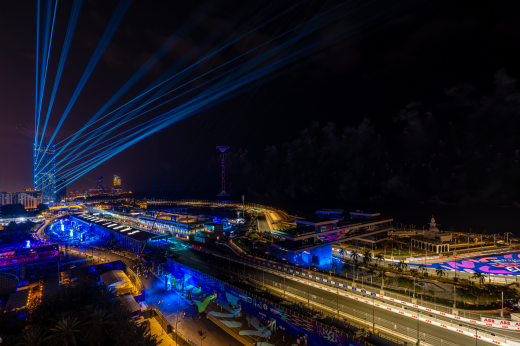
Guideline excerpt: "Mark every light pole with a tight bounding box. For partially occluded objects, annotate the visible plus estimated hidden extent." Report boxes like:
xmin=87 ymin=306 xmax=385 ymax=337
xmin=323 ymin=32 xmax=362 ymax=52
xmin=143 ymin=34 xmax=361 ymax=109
xmin=475 ymin=328 xmax=478 ymax=346
xmin=372 ymin=295 xmax=375 ymax=334
xmin=336 ymin=285 xmax=339 ymax=316
xmin=308 ymin=283 xmax=310 ymax=307
xmin=417 ymin=310 xmax=420 ymax=345
xmin=501 ymin=291 xmax=504 ymax=318
xmin=453 ymin=285 xmax=456 ymax=309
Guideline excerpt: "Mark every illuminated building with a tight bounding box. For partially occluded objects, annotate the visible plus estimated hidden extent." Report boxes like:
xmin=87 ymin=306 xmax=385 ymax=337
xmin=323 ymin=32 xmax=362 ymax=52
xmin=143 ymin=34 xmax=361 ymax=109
xmin=96 ymin=176 xmax=104 ymax=192
xmin=71 ymin=214 xmax=155 ymax=253
xmin=21 ymin=189 xmax=43 ymax=209
xmin=113 ymin=175 xmax=122 ymax=194
xmin=34 ymin=143 xmax=56 ymax=202
xmin=272 ymin=211 xmax=393 ymax=266
xmin=0 ymin=190 xmax=42 ymax=210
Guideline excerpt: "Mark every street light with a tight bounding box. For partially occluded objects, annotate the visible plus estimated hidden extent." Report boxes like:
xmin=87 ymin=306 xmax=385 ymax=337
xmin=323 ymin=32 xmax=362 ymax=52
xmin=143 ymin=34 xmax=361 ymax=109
xmin=372 ymin=295 xmax=375 ymax=334
xmin=501 ymin=291 xmax=504 ymax=318
xmin=417 ymin=310 xmax=420 ymax=345
xmin=475 ymin=328 xmax=478 ymax=346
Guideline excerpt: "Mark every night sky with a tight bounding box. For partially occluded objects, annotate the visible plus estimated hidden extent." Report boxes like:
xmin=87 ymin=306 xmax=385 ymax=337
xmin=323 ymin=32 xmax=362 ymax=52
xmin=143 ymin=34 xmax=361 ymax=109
xmin=1 ymin=0 xmax=520 ymax=209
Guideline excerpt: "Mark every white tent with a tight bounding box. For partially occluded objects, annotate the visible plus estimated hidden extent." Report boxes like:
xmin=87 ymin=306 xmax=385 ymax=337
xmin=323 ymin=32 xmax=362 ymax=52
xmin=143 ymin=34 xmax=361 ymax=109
xmin=100 ymin=270 xmax=134 ymax=293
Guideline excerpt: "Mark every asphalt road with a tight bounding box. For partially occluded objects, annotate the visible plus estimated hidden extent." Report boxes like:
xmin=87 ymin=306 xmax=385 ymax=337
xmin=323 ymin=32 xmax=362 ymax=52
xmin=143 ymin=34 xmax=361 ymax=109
xmin=183 ymin=249 xmax=515 ymax=346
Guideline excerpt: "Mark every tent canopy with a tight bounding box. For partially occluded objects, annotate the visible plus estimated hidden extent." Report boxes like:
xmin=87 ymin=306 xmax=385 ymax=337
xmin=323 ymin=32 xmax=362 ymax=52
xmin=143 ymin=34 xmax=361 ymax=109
xmin=100 ymin=270 xmax=134 ymax=292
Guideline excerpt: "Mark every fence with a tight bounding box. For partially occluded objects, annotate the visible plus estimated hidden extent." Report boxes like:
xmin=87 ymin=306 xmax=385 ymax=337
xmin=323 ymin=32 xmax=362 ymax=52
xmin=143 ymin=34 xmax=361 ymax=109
xmin=216 ymin=261 xmax=458 ymax=346
xmin=211 ymin=253 xmax=520 ymax=346
xmin=146 ymin=308 xmax=198 ymax=346
xmin=171 ymin=260 xmax=375 ymax=346
xmin=262 ymin=253 xmax=508 ymax=321
xmin=250 ymin=272 xmax=517 ymax=346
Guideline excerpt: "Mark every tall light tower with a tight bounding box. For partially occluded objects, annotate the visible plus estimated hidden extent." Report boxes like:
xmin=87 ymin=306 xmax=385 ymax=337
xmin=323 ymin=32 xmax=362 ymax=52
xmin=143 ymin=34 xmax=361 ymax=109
xmin=217 ymin=146 xmax=230 ymax=196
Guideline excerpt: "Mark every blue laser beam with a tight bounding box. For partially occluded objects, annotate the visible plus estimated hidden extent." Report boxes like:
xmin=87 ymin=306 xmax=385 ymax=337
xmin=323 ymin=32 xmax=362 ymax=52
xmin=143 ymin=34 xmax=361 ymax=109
xmin=37 ymin=0 xmax=83 ymax=166
xmin=35 ymin=0 xmax=54 ymax=162
xmin=34 ymin=0 xmax=41 ymax=154
xmin=36 ymin=0 xmax=132 ymax=168
xmin=55 ymin=72 xmax=248 ymax=179
xmin=36 ymin=0 xmax=356 ymax=181
xmin=54 ymin=0 xmax=308 ymax=154
xmin=57 ymin=0 xmax=347 ymax=157
xmin=54 ymin=43 xmax=279 ymax=172
xmin=55 ymin=1 xmax=215 ymax=158
xmin=51 ymin=0 xmax=372 ymax=184
xmin=55 ymin=78 xmax=269 ymax=189
xmin=36 ymin=0 xmax=58 ymax=163
xmin=55 ymin=49 xmax=305 ymax=183
xmin=47 ymin=0 xmax=356 ymax=179
xmin=54 ymin=0 xmax=418 ymax=189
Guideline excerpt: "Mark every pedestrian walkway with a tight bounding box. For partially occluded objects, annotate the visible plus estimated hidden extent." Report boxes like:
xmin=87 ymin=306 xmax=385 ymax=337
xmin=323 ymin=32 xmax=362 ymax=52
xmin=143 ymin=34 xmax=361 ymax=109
xmin=190 ymin=294 xmax=292 ymax=346
xmin=142 ymin=274 xmax=243 ymax=346
xmin=149 ymin=317 xmax=178 ymax=346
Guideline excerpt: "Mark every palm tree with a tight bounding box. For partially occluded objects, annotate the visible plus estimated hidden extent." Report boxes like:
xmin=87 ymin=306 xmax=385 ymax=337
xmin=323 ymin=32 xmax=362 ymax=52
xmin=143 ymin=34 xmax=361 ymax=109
xmin=353 ymin=261 xmax=361 ymax=280
xmin=341 ymin=262 xmax=351 ymax=281
xmin=415 ymin=286 xmax=423 ymax=300
xmin=379 ymin=270 xmax=387 ymax=289
xmin=397 ymin=260 xmax=408 ymax=272
xmin=375 ymin=253 xmax=384 ymax=268
xmin=472 ymin=271 xmax=485 ymax=288
xmin=83 ymin=308 xmax=113 ymax=346
xmin=45 ymin=315 xmax=83 ymax=346
xmin=17 ymin=326 xmax=47 ymax=346
xmin=366 ymin=268 xmax=376 ymax=285
xmin=350 ymin=251 xmax=360 ymax=264
xmin=363 ymin=250 xmax=372 ymax=267
xmin=436 ymin=268 xmax=446 ymax=282
xmin=331 ymin=261 xmax=339 ymax=276
xmin=418 ymin=264 xmax=426 ymax=278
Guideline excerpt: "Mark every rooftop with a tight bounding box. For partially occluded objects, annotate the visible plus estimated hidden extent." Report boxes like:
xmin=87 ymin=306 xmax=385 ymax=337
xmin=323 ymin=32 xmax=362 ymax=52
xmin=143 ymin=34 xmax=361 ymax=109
xmin=273 ymin=215 xmax=393 ymax=240
xmin=272 ymin=226 xmax=393 ymax=253
xmin=295 ymin=217 xmax=338 ymax=226
xmin=349 ymin=211 xmax=380 ymax=217
xmin=74 ymin=214 xmax=156 ymax=242
xmin=317 ymin=209 xmax=344 ymax=213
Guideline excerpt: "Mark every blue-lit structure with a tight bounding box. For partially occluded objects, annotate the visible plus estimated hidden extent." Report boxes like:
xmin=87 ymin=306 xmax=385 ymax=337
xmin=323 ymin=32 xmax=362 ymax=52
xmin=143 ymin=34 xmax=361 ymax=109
xmin=272 ymin=211 xmax=393 ymax=267
xmin=34 ymin=142 xmax=56 ymax=202
xmin=71 ymin=214 xmax=155 ymax=253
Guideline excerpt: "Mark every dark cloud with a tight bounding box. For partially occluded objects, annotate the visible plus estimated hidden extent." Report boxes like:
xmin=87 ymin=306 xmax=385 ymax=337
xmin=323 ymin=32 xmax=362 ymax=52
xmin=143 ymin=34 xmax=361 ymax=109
xmin=223 ymin=70 xmax=520 ymax=206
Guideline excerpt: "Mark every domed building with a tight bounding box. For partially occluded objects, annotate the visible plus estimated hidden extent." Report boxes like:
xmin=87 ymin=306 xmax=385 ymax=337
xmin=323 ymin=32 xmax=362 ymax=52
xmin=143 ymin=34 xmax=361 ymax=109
xmin=411 ymin=216 xmax=452 ymax=253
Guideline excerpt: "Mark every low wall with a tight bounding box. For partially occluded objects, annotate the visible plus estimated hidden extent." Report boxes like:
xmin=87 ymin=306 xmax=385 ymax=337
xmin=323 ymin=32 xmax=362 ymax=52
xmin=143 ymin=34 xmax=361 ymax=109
xmin=169 ymin=260 xmax=364 ymax=346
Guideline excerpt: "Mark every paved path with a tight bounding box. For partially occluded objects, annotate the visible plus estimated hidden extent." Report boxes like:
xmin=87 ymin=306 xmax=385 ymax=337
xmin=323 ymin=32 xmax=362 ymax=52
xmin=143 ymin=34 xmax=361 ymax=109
xmin=140 ymin=269 xmax=244 ymax=346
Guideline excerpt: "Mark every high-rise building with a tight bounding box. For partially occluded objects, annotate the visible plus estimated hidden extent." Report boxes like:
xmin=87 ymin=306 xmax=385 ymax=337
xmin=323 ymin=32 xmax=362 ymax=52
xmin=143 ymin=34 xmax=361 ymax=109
xmin=34 ymin=143 xmax=56 ymax=202
xmin=96 ymin=176 xmax=104 ymax=192
xmin=55 ymin=177 xmax=67 ymax=203
xmin=114 ymin=175 xmax=122 ymax=194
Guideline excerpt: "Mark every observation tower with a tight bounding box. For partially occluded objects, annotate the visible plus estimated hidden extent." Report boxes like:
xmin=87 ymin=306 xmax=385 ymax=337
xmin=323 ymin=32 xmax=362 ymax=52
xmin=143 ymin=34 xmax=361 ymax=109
xmin=217 ymin=146 xmax=230 ymax=196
